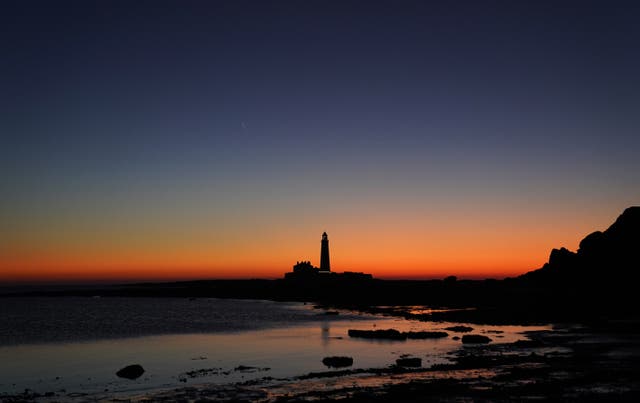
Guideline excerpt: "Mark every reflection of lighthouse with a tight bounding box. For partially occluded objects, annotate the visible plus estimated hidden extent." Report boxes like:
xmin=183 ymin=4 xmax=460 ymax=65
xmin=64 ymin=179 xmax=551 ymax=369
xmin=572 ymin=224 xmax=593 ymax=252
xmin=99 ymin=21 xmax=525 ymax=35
xmin=320 ymin=232 xmax=331 ymax=272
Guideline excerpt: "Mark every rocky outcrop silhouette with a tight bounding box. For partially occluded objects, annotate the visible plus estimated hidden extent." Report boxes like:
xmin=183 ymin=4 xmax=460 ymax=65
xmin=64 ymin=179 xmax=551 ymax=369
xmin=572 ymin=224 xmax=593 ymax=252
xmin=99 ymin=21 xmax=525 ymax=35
xmin=521 ymin=206 xmax=640 ymax=285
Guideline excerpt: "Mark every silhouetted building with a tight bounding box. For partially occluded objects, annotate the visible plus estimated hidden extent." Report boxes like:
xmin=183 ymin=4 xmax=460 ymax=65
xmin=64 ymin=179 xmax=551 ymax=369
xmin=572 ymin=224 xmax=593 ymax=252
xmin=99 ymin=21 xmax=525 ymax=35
xmin=292 ymin=260 xmax=316 ymax=274
xmin=320 ymin=232 xmax=330 ymax=272
xmin=284 ymin=231 xmax=372 ymax=281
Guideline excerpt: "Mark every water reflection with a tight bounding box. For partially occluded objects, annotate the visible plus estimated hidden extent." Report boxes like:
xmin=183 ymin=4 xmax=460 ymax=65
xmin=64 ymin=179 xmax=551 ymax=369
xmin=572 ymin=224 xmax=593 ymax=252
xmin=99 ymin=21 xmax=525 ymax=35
xmin=321 ymin=320 xmax=330 ymax=346
xmin=0 ymin=314 xmax=550 ymax=398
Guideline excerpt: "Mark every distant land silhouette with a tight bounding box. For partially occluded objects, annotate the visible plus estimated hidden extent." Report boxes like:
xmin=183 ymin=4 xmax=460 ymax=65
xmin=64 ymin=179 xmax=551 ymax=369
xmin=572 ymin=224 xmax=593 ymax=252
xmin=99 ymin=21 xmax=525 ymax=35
xmin=2 ymin=207 xmax=638 ymax=323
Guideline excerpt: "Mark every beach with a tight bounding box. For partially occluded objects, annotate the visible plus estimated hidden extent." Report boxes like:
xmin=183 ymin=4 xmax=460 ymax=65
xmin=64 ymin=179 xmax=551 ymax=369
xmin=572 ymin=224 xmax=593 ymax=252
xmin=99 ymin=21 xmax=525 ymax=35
xmin=2 ymin=297 xmax=638 ymax=401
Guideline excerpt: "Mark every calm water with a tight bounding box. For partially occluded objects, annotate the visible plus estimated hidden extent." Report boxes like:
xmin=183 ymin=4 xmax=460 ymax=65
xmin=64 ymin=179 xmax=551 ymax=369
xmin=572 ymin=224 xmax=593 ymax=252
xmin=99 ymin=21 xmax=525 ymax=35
xmin=0 ymin=297 xmax=347 ymax=345
xmin=0 ymin=297 xmax=549 ymax=398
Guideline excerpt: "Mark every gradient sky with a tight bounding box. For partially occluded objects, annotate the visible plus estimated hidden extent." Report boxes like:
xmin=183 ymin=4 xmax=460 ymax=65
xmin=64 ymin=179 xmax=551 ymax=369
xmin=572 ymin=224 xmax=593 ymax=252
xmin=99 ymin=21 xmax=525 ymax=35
xmin=1 ymin=1 xmax=639 ymax=283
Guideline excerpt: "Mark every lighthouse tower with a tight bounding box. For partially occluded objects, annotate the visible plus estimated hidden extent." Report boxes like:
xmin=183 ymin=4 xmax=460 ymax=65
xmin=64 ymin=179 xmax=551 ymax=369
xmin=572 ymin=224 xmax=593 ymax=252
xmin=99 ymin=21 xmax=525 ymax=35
xmin=320 ymin=232 xmax=331 ymax=272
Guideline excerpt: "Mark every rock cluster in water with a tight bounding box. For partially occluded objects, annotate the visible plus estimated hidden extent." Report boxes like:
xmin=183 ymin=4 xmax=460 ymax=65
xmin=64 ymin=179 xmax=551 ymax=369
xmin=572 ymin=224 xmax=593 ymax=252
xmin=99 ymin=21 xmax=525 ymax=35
xmin=461 ymin=335 xmax=492 ymax=344
xmin=348 ymin=329 xmax=448 ymax=340
xmin=445 ymin=325 xmax=474 ymax=333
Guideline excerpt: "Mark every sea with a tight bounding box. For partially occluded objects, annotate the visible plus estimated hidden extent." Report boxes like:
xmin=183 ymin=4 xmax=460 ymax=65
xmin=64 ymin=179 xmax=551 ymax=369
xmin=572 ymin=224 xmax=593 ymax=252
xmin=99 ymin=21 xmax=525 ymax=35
xmin=0 ymin=297 xmax=549 ymax=399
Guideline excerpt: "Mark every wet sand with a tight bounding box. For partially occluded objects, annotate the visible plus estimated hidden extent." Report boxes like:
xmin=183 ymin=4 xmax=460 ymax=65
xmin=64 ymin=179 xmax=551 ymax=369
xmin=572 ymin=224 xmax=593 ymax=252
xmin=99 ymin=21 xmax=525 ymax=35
xmin=6 ymin=317 xmax=638 ymax=402
xmin=134 ymin=321 xmax=640 ymax=402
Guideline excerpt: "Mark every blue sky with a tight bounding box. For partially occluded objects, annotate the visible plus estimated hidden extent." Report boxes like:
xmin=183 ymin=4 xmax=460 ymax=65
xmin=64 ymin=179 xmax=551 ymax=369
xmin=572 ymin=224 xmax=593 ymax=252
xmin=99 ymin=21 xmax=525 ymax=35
xmin=2 ymin=0 xmax=639 ymax=280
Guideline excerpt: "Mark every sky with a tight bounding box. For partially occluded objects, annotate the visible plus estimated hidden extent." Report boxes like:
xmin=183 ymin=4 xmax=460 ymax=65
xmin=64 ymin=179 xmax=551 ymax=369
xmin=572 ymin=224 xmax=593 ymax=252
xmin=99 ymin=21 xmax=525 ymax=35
xmin=1 ymin=0 xmax=639 ymax=283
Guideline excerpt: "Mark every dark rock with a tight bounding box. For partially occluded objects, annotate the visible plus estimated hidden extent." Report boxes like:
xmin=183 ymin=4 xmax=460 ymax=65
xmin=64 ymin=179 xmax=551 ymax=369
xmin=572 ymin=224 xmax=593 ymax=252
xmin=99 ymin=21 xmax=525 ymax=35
xmin=234 ymin=365 xmax=270 ymax=373
xmin=348 ymin=329 xmax=448 ymax=340
xmin=322 ymin=356 xmax=354 ymax=368
xmin=396 ymin=357 xmax=422 ymax=367
xmin=452 ymin=336 xmax=460 ymax=340
xmin=521 ymin=206 xmax=640 ymax=287
xmin=513 ymin=339 xmax=546 ymax=348
xmin=183 ymin=368 xmax=221 ymax=378
xmin=548 ymin=247 xmax=578 ymax=269
xmin=406 ymin=331 xmax=448 ymax=339
xmin=348 ymin=329 xmax=405 ymax=340
xmin=579 ymin=231 xmax=605 ymax=255
xmin=445 ymin=325 xmax=473 ymax=333
xmin=116 ymin=364 xmax=145 ymax=380
xmin=461 ymin=334 xmax=492 ymax=344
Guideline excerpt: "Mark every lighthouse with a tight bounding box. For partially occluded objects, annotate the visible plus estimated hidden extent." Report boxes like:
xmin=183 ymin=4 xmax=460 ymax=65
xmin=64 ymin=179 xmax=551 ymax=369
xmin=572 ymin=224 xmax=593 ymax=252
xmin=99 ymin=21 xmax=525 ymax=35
xmin=285 ymin=231 xmax=372 ymax=280
xmin=320 ymin=232 xmax=331 ymax=272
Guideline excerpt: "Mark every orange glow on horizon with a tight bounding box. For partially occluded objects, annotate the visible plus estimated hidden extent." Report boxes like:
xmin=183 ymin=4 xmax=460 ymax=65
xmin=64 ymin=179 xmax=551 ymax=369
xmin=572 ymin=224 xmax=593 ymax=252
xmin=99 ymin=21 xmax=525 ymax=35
xmin=1 ymin=205 xmax=624 ymax=284
xmin=0 ymin=248 xmax=544 ymax=283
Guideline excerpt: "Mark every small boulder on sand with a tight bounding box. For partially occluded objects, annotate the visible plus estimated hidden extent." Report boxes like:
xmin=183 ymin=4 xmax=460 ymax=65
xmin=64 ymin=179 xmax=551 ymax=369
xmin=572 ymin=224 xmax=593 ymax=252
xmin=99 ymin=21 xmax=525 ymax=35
xmin=322 ymin=356 xmax=354 ymax=368
xmin=116 ymin=364 xmax=145 ymax=380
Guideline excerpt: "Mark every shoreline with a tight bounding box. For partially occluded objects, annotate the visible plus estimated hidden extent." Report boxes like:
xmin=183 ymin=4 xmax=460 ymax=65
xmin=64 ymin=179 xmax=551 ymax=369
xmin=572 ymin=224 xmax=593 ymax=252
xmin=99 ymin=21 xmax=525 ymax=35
xmin=2 ymin=297 xmax=639 ymax=402
xmin=5 ymin=318 xmax=638 ymax=402
xmin=2 ymin=286 xmax=639 ymax=402
xmin=99 ymin=320 xmax=640 ymax=402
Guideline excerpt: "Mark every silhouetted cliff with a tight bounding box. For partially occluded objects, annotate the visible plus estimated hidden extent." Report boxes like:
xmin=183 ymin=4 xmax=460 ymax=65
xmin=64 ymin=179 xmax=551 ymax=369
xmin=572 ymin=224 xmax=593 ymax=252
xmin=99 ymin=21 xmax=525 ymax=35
xmin=521 ymin=206 xmax=640 ymax=286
